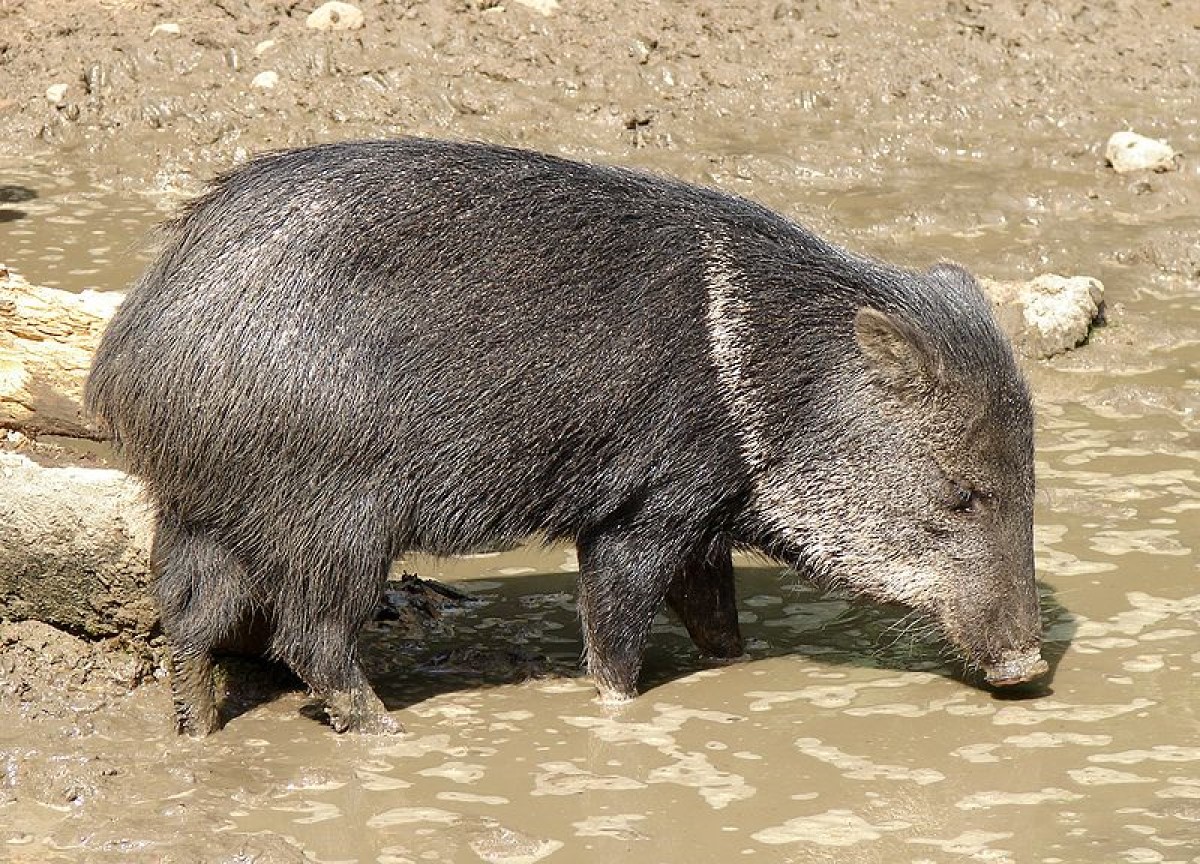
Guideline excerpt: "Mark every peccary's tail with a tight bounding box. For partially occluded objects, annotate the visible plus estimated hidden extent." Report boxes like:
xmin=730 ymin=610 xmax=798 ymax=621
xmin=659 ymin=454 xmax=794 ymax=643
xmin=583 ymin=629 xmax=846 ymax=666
xmin=83 ymin=185 xmax=224 ymax=448
xmin=87 ymin=149 xmax=298 ymax=456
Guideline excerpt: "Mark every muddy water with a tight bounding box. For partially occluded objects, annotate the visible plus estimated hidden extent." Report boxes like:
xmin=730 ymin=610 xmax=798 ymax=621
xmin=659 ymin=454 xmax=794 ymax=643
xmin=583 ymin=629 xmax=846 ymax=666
xmin=0 ymin=162 xmax=175 ymax=293
xmin=2 ymin=146 xmax=1198 ymax=864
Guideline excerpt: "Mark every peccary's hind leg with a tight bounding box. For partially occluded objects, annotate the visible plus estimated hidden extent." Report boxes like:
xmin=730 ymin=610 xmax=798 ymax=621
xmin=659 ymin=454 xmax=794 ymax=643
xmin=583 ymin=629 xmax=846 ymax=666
xmin=576 ymin=530 xmax=681 ymax=704
xmin=313 ymin=658 xmax=397 ymax=735
xmin=273 ymin=630 xmax=398 ymax=734
xmin=153 ymin=513 xmax=250 ymax=737
xmin=666 ymin=536 xmax=744 ymax=660
xmin=270 ymin=556 xmax=400 ymax=735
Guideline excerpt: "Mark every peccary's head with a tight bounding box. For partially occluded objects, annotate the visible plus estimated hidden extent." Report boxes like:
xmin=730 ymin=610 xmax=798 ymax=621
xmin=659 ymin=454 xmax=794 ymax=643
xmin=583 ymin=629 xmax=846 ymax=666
xmin=744 ymin=262 xmax=1046 ymax=687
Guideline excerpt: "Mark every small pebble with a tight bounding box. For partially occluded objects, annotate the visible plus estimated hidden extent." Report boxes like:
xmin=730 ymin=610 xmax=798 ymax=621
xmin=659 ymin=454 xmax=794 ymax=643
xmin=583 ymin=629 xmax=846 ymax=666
xmin=513 ymin=0 xmax=560 ymax=15
xmin=305 ymin=1 xmax=365 ymax=31
xmin=150 ymin=22 xmax=181 ymax=37
xmin=251 ymin=70 xmax=280 ymax=90
xmin=45 ymin=83 xmax=69 ymax=105
xmin=1105 ymin=130 xmax=1180 ymax=174
xmin=253 ymin=39 xmax=278 ymax=57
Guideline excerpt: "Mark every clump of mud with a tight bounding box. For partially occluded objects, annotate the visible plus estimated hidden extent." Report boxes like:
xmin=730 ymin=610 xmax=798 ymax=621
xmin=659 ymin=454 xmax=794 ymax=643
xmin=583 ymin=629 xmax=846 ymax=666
xmin=0 ymin=620 xmax=156 ymax=722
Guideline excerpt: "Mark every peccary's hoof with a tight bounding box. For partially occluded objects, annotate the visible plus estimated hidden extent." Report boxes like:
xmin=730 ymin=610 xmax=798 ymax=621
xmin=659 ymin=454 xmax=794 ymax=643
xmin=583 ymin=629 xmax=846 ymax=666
xmin=593 ymin=685 xmax=637 ymax=708
xmin=344 ymin=711 xmax=404 ymax=736
xmin=323 ymin=690 xmax=404 ymax=735
xmin=983 ymin=649 xmax=1049 ymax=687
xmin=693 ymin=634 xmax=745 ymax=661
xmin=174 ymin=698 xmax=222 ymax=737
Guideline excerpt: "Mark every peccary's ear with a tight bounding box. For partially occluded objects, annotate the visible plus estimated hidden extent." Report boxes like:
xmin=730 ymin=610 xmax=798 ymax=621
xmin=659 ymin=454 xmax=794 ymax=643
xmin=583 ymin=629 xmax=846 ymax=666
xmin=854 ymin=307 xmax=942 ymax=391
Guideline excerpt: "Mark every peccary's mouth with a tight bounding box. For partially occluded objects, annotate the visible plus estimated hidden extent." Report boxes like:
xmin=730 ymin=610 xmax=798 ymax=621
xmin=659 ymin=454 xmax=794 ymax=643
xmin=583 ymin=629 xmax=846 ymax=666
xmin=981 ymin=647 xmax=1049 ymax=687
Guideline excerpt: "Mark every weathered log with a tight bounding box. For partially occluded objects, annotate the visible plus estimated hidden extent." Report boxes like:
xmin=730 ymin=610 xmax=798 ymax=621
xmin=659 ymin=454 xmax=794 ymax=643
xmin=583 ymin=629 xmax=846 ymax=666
xmin=0 ymin=270 xmax=123 ymax=439
xmin=0 ymin=268 xmax=1104 ymax=641
xmin=0 ymin=451 xmax=156 ymax=638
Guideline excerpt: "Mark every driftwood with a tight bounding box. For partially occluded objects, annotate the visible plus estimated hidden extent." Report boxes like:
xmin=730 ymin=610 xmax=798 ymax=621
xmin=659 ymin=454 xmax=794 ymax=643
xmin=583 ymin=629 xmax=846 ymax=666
xmin=0 ymin=451 xmax=156 ymax=637
xmin=0 ymin=273 xmax=144 ymax=637
xmin=0 ymin=270 xmax=122 ymax=440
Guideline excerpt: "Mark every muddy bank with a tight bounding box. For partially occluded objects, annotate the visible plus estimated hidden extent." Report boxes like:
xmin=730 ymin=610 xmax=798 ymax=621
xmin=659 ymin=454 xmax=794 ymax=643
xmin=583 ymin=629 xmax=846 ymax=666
xmin=2 ymin=1 xmax=1197 ymax=213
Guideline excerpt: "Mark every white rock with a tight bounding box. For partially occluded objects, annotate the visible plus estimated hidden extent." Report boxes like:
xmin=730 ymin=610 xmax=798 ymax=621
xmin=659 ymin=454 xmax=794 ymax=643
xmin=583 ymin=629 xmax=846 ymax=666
xmin=1105 ymin=131 xmax=1180 ymax=174
xmin=45 ymin=83 xmax=69 ymax=105
xmin=305 ymin=1 xmax=365 ymax=31
xmin=1018 ymin=275 xmax=1105 ymax=355
xmin=253 ymin=39 xmax=278 ymax=57
xmin=151 ymin=21 xmax=182 ymax=37
xmin=982 ymin=274 xmax=1106 ymax=359
xmin=251 ymin=70 xmax=280 ymax=90
xmin=513 ymin=0 xmax=560 ymax=15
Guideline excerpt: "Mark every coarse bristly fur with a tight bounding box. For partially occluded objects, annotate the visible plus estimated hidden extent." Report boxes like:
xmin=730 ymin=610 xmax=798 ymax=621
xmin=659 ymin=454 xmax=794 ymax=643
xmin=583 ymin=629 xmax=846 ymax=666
xmin=85 ymin=138 xmax=1044 ymax=735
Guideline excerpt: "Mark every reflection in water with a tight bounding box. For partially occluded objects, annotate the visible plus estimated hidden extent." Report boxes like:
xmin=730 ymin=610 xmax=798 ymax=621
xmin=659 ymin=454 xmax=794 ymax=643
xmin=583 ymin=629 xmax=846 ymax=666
xmin=0 ymin=184 xmax=38 ymax=225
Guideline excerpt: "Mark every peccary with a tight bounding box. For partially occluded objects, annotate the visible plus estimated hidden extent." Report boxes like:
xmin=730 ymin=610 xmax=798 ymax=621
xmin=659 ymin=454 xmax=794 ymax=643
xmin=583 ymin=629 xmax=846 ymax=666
xmin=85 ymin=138 xmax=1048 ymax=736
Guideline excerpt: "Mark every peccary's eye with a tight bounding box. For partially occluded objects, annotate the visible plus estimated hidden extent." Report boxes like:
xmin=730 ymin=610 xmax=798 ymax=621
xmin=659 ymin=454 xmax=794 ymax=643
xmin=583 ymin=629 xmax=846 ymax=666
xmin=946 ymin=480 xmax=984 ymax=514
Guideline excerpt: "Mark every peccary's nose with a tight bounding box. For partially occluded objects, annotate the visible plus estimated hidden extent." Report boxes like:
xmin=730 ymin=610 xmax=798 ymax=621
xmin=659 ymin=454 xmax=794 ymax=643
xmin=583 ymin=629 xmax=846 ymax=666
xmin=983 ymin=647 xmax=1049 ymax=687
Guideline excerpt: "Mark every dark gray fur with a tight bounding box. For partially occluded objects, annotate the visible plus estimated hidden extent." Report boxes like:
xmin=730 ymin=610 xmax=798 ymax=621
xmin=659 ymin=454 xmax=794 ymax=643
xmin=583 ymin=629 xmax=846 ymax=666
xmin=86 ymin=138 xmax=1042 ymax=735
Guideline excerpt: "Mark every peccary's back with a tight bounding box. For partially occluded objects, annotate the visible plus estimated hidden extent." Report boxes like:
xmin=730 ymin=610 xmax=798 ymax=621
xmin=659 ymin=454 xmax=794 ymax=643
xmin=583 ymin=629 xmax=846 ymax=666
xmin=87 ymin=140 xmax=808 ymax=551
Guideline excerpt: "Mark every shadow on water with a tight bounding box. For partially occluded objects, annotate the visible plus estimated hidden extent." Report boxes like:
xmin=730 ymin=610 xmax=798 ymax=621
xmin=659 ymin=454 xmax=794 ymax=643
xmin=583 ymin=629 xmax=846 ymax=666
xmin=213 ymin=564 xmax=1075 ymax=729
xmin=0 ymin=184 xmax=37 ymax=223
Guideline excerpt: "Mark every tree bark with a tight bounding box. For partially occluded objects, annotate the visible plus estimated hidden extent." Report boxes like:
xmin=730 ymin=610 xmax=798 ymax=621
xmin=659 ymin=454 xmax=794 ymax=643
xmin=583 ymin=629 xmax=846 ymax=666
xmin=0 ymin=271 xmax=122 ymax=440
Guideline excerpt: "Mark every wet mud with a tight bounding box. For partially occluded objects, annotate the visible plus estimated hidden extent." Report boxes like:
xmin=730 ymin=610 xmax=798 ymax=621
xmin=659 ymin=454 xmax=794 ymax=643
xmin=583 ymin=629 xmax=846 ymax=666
xmin=4 ymin=544 xmax=1199 ymax=863
xmin=2 ymin=0 xmax=1199 ymax=861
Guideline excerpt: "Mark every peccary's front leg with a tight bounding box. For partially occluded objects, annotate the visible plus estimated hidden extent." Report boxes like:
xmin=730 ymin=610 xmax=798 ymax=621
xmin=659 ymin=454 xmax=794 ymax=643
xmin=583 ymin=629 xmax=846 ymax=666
xmin=576 ymin=531 xmax=680 ymax=703
xmin=666 ymin=536 xmax=744 ymax=660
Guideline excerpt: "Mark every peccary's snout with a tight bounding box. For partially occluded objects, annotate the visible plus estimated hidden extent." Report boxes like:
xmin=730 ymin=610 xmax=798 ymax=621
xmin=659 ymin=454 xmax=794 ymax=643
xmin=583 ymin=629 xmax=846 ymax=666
xmin=982 ymin=646 xmax=1049 ymax=687
xmin=955 ymin=572 xmax=1048 ymax=689
xmin=942 ymin=555 xmax=1047 ymax=690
